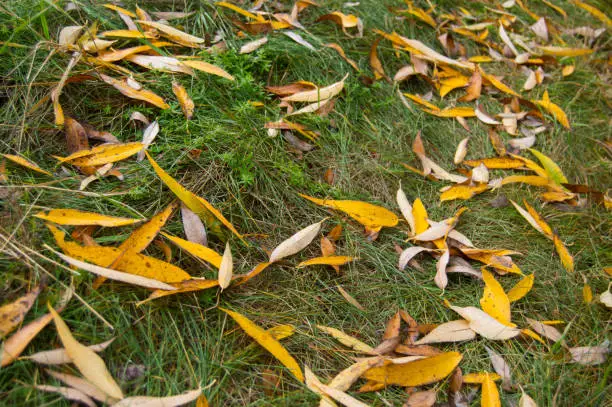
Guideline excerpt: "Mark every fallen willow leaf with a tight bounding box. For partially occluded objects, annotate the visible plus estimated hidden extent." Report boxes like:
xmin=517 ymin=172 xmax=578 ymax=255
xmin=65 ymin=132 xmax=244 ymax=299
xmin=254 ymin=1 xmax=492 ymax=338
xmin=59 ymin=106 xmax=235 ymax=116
xmin=561 ymin=65 xmax=575 ymax=77
xmin=424 ymin=106 xmax=476 ymax=118
xmin=56 ymin=142 xmax=144 ymax=167
xmin=137 ymin=20 xmax=205 ymax=46
xmin=282 ymin=74 xmax=347 ymax=102
xmin=396 ymin=186 xmax=415 ymax=235
xmin=499 ymin=23 xmax=519 ymax=56
xmin=519 ymin=388 xmax=538 ymax=407
xmin=218 ymin=242 xmax=233 ymax=290
xmin=172 ymin=81 xmax=195 ymax=120
xmin=221 ymin=308 xmax=303 ymax=381
xmin=138 ymin=279 xmax=220 ymax=305
xmin=414 ymin=320 xmax=476 ymax=345
xmin=394 ymin=65 xmax=415 ymax=82
xmin=181 ymin=60 xmax=235 ymax=81
xmin=485 ymin=346 xmax=512 ymax=390
xmin=553 ymin=233 xmax=574 ymax=273
xmin=317 ymin=325 xmax=376 ymax=355
xmin=362 ymin=352 xmax=462 ymax=386
xmin=405 ymin=390 xmax=436 ymax=407
xmin=98 ymin=42 xmax=174 ymax=62
xmin=508 ymin=136 xmax=536 ymax=150
xmin=2 ymin=154 xmax=52 ymax=176
xmin=127 ymin=55 xmax=194 ymax=74
xmin=440 ymin=184 xmax=490 ymax=202
xmin=162 ymin=233 xmax=222 ymax=268
xmin=480 ymin=68 xmax=519 ymax=97
xmin=449 ymin=306 xmax=519 ymax=340
xmin=481 ymin=372 xmax=501 ymax=407
xmin=328 ymin=357 xmax=384 ymax=396
xmin=103 ymin=3 xmax=136 ymax=17
xmin=269 ymin=220 xmax=323 ymax=263
xmin=337 ymin=286 xmax=365 ymax=311
xmin=528 ymin=149 xmax=568 ymax=185
xmin=297 ymin=256 xmax=355 ymax=268
xmin=525 ymin=318 xmax=562 ymax=343
xmin=569 ymin=345 xmax=608 ymax=366
xmin=81 ymin=39 xmax=116 ymax=53
xmin=112 ymin=388 xmax=203 ymax=407
xmin=507 ymin=274 xmax=534 ymax=302
xmin=501 ymin=175 xmax=552 ymax=188
xmin=316 ymin=12 xmax=363 ymax=37
xmin=34 ymin=385 xmax=96 ymax=407
xmin=25 ymin=338 xmax=115 ymax=365
xmin=284 ymin=31 xmax=316 ymax=50
xmin=536 ymin=46 xmax=593 ymax=57
xmin=59 ymin=25 xmax=83 ymax=46
xmin=369 ymin=37 xmax=386 ymax=80
xmin=404 ymin=93 xmax=439 ymax=111
xmin=324 ymin=43 xmax=359 ymax=71
xmin=46 ymin=369 xmax=111 ymax=403
xmin=181 ymin=204 xmax=207 ymax=246
xmin=398 ymin=246 xmax=432 ymax=270
xmin=300 ymin=194 xmax=398 ymax=233
xmin=511 ymin=200 xmax=553 ymax=238
xmin=463 ymin=372 xmax=501 ymax=384
xmin=454 ymin=137 xmax=470 ymax=164
xmin=459 ymin=69 xmax=482 ymax=102
xmin=48 ymin=304 xmax=123 ymax=400
xmin=147 ymin=152 xmax=244 ymax=242
xmin=0 ymin=284 xmax=42 ymax=337
xmin=571 ymin=0 xmax=612 ymax=27
xmin=1 ymin=312 xmax=54 ymax=367
xmin=533 ymin=90 xmax=569 ymax=129
xmin=240 ymin=37 xmax=268 ymax=54
xmin=34 ymin=209 xmax=141 ymax=227
xmin=600 ymin=284 xmax=612 ymax=308
xmin=266 ymin=81 xmax=317 ymax=97
xmin=100 ymin=29 xmax=157 ymax=39
xmin=464 ymin=157 xmax=525 ymax=169
xmin=480 ymin=268 xmax=511 ymax=325
xmin=412 ymin=221 xmax=453 ymax=242
xmin=475 ymin=105 xmax=501 ymax=125
xmin=99 ymin=74 xmax=169 ymax=109
xmin=137 ymin=120 xmax=159 ymax=162
xmin=435 ymin=249 xmax=450 ymax=290
xmin=315 ymin=381 xmax=370 ymax=407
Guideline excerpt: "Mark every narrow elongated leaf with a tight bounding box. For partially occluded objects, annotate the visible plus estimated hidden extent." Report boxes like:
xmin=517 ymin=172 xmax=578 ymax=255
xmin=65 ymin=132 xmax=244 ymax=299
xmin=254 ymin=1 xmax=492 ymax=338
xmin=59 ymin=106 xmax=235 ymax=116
xmin=414 ymin=320 xmax=476 ymax=345
xmin=2 ymin=154 xmax=51 ymax=176
xmin=300 ymin=194 xmax=398 ymax=232
xmin=173 ymin=81 xmax=195 ymax=119
xmin=137 ymin=20 xmax=205 ymax=45
xmin=317 ymin=325 xmax=376 ymax=355
xmin=112 ymin=388 xmax=202 ymax=407
xmin=48 ymin=304 xmax=123 ymax=400
xmin=34 ymin=385 xmax=96 ymax=407
xmin=510 ymin=200 xmax=553 ymax=238
xmin=181 ymin=60 xmax=235 ymax=81
xmin=572 ymin=0 xmax=612 ymax=26
xmin=1 ymin=312 xmax=54 ymax=367
xmin=412 ymin=198 xmax=428 ymax=235
xmin=485 ymin=346 xmax=512 ymax=390
xmin=297 ymin=256 xmax=355 ymax=268
xmin=450 ymin=306 xmax=519 ymax=340
xmin=481 ymin=372 xmax=501 ymax=407
xmin=435 ymin=249 xmax=450 ymax=290
xmin=57 ymin=142 xmax=144 ymax=167
xmin=269 ymin=220 xmax=324 ymax=263
xmin=26 ymin=338 xmax=115 ymax=365
xmin=147 ymin=152 xmax=244 ymax=242
xmin=218 ymin=242 xmax=233 ymax=289
xmin=396 ymin=186 xmax=415 ymax=234
xmin=507 ymin=274 xmax=534 ymax=302
xmin=221 ymin=308 xmax=304 ymax=381
xmin=35 ymin=209 xmax=141 ymax=227
xmin=162 ymin=233 xmax=221 ymax=268
xmin=528 ymin=149 xmax=568 ymax=185
xmin=138 ymin=279 xmax=220 ymax=305
xmin=362 ymin=352 xmax=462 ymax=386
xmin=99 ymin=74 xmax=169 ymax=109
xmin=282 ymin=75 xmax=347 ymax=102
xmin=553 ymin=233 xmax=574 ymax=272
xmin=480 ymin=269 xmax=511 ymax=325
xmin=315 ymin=381 xmax=371 ymax=407
xmin=181 ymin=204 xmax=207 ymax=246
xmin=533 ymin=91 xmax=570 ymax=129
xmin=399 ymin=246 xmax=432 ymax=270
xmin=47 ymin=369 xmax=112 ymax=403
xmin=240 ymin=37 xmax=268 ymax=54
xmin=0 ymin=285 xmax=41 ymax=337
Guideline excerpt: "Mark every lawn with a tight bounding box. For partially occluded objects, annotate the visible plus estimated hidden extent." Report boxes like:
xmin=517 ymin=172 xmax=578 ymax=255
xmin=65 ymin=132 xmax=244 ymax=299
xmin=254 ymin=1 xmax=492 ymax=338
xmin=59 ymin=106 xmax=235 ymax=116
xmin=0 ymin=0 xmax=610 ymax=406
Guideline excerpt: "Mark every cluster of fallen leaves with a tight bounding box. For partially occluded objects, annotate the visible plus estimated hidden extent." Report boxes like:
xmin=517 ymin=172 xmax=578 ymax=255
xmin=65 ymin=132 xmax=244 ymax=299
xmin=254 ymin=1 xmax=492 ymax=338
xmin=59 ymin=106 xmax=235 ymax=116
xmin=1 ymin=0 xmax=611 ymax=406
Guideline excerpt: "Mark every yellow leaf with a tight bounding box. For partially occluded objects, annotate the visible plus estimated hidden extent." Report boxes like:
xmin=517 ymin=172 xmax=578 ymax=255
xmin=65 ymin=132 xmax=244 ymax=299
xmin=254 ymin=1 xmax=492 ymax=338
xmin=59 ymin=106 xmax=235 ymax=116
xmin=536 ymin=46 xmax=594 ymax=57
xmin=463 ymin=372 xmax=501 ymax=384
xmin=316 ymin=11 xmax=361 ymax=28
xmin=440 ymin=184 xmax=489 ymax=201
xmin=100 ymin=29 xmax=157 ymax=39
xmin=541 ymin=0 xmax=567 ymax=18
xmin=221 ymin=308 xmax=303 ymax=381
xmin=146 ymin=152 xmax=244 ymax=242
xmin=370 ymin=37 xmax=386 ymax=80
xmin=56 ymin=142 xmax=144 ymax=167
xmin=34 ymin=209 xmax=141 ymax=227
xmin=138 ymin=279 xmax=219 ymax=305
xmin=403 ymin=93 xmax=440 ymax=111
xmin=583 ymin=284 xmax=593 ymax=303
xmin=520 ymin=328 xmax=546 ymax=344
xmin=528 ymin=149 xmax=568 ymax=184
xmin=500 ymin=175 xmax=554 ymax=187
xmin=3 ymin=154 xmax=52 ymax=176
xmin=412 ymin=198 xmax=429 ymax=235
xmin=480 ymin=269 xmax=511 ymax=325
xmin=172 ymin=81 xmax=195 ymax=119
xmin=267 ymin=324 xmax=296 ymax=340
xmin=0 ymin=285 xmax=41 ymax=337
xmin=324 ymin=43 xmax=360 ymax=71
xmin=424 ymin=106 xmax=475 ymax=117
xmin=361 ymin=352 xmax=462 ymax=386
xmin=463 ymin=157 xmax=525 ymax=169
xmin=137 ymin=20 xmax=205 ymax=46
xmin=48 ymin=304 xmax=123 ymax=400
xmin=162 ymin=233 xmax=222 ymax=268
xmin=480 ymin=68 xmax=519 ymax=97
xmin=296 ymin=256 xmax=355 ymax=268
xmin=482 ymin=372 xmax=501 ymax=407
xmin=317 ymin=325 xmax=376 ymax=355
xmin=469 ymin=55 xmax=493 ymax=63
xmin=405 ymin=7 xmax=436 ymax=28
xmin=113 ymin=389 xmax=202 ymax=407
xmin=102 ymin=4 xmax=136 ymax=17
xmin=99 ymin=74 xmax=169 ymax=109
xmin=533 ymin=91 xmax=570 ymax=129
xmin=510 ymin=200 xmax=553 ymax=239
xmin=282 ymin=74 xmax=347 ymax=102
xmin=414 ymin=320 xmax=476 ymax=345
xmin=571 ymin=0 xmax=612 ymax=27
xmin=553 ymin=233 xmax=574 ymax=272
xmin=439 ymin=75 xmax=470 ymax=98
xmin=450 ymin=305 xmax=519 ymax=340
xmin=507 ymin=274 xmax=534 ymax=302
xmin=181 ymin=60 xmax=235 ymax=81
xmin=215 ymin=1 xmax=265 ymax=21
xmin=98 ymin=42 xmax=175 ymax=62
xmin=299 ymin=194 xmax=398 ymax=232
xmin=48 ymin=224 xmax=190 ymax=283
xmin=1 ymin=312 xmax=54 ymax=367
xmin=218 ymin=242 xmax=233 ymax=289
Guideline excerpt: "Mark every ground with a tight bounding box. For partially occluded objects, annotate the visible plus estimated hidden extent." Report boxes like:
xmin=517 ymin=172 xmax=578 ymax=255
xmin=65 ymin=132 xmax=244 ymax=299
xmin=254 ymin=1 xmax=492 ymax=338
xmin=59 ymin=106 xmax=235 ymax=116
xmin=0 ymin=0 xmax=610 ymax=406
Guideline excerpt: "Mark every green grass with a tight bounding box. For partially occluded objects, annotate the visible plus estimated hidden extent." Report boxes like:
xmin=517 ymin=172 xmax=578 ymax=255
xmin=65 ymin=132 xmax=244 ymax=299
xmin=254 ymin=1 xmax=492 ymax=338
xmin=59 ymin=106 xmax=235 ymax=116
xmin=1 ymin=0 xmax=611 ymax=405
